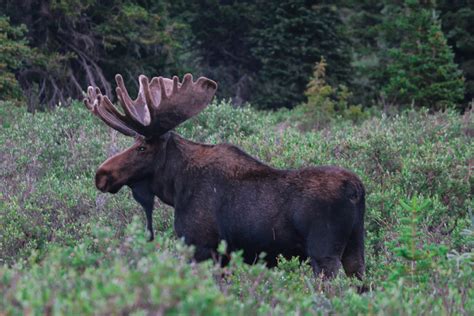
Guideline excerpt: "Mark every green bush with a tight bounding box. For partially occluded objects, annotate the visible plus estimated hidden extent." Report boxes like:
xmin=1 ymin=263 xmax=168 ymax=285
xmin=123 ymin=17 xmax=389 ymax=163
xmin=0 ymin=16 xmax=33 ymax=103
xmin=292 ymin=58 xmax=369 ymax=130
xmin=0 ymin=219 xmax=240 ymax=315
xmin=0 ymin=99 xmax=472 ymax=314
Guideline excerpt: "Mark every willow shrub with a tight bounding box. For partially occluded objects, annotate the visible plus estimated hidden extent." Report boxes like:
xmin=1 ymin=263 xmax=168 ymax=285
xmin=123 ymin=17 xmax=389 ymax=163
xmin=0 ymin=100 xmax=472 ymax=314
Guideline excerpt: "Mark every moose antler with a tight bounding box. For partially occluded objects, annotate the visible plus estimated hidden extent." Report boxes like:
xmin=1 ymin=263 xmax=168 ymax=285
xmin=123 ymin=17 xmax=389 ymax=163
xmin=84 ymin=74 xmax=217 ymax=137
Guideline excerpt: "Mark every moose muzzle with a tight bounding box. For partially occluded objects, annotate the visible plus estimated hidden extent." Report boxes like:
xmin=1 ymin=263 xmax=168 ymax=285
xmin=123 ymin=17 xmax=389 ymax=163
xmin=95 ymin=169 xmax=121 ymax=193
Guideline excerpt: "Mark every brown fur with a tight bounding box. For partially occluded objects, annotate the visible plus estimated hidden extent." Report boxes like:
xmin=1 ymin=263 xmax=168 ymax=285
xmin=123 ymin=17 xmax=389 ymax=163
xmin=178 ymin=138 xmax=269 ymax=178
xmin=177 ymin=136 xmax=358 ymax=202
xmin=85 ymin=73 xmax=366 ymax=280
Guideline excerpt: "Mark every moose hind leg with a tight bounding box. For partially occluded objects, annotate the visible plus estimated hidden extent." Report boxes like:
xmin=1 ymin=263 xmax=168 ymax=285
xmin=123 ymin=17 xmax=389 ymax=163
xmin=306 ymin=226 xmax=345 ymax=279
xmin=341 ymin=225 xmax=365 ymax=280
xmin=310 ymin=256 xmax=341 ymax=279
xmin=193 ymin=246 xmax=217 ymax=262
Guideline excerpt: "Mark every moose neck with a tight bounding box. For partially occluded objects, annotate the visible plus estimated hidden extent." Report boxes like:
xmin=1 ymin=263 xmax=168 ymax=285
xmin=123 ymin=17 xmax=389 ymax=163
xmin=150 ymin=131 xmax=271 ymax=207
xmin=151 ymin=132 xmax=198 ymax=207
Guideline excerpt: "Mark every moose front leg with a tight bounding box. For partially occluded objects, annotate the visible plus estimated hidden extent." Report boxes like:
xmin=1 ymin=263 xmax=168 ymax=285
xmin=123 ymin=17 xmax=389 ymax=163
xmin=130 ymin=180 xmax=155 ymax=241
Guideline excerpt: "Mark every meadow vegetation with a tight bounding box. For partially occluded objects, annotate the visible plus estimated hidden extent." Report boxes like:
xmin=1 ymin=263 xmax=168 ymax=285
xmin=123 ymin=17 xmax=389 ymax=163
xmin=1 ymin=0 xmax=472 ymax=314
xmin=1 ymin=100 xmax=472 ymax=314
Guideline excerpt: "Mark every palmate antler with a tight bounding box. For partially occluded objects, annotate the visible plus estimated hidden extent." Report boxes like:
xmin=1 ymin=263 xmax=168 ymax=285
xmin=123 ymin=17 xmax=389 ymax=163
xmin=84 ymin=74 xmax=217 ymax=137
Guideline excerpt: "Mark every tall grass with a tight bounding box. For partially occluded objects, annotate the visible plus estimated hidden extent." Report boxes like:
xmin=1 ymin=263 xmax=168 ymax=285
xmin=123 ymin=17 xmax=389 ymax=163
xmin=0 ymin=100 xmax=472 ymax=314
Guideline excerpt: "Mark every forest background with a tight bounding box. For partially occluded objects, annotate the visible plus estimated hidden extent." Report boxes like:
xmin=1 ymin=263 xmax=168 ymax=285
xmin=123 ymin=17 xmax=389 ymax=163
xmin=0 ymin=0 xmax=473 ymax=314
xmin=1 ymin=0 xmax=473 ymax=112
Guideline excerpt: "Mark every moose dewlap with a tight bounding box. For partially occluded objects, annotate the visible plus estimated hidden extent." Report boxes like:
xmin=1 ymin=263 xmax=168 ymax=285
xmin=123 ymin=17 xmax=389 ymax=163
xmin=84 ymin=73 xmax=366 ymax=279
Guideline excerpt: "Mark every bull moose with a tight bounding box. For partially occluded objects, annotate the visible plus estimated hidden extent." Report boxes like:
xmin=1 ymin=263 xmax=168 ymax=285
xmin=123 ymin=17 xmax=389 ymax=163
xmin=84 ymin=73 xmax=366 ymax=279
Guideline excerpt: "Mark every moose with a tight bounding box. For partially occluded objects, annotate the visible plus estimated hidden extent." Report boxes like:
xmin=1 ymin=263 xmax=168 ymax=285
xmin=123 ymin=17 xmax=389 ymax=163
xmin=84 ymin=73 xmax=366 ymax=279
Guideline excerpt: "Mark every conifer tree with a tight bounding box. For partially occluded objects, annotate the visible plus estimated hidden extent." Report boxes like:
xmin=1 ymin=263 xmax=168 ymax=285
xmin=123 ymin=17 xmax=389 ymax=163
xmin=382 ymin=0 xmax=464 ymax=110
xmin=250 ymin=1 xmax=352 ymax=109
xmin=0 ymin=16 xmax=32 ymax=103
xmin=438 ymin=0 xmax=474 ymax=103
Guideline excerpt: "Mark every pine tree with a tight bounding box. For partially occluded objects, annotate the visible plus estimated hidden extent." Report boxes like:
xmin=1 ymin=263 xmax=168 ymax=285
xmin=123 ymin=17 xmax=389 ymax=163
xmin=388 ymin=197 xmax=448 ymax=285
xmin=250 ymin=1 xmax=352 ymax=109
xmin=181 ymin=1 xmax=353 ymax=109
xmin=0 ymin=16 xmax=33 ymax=103
xmin=382 ymin=0 xmax=464 ymax=110
xmin=438 ymin=0 xmax=474 ymax=104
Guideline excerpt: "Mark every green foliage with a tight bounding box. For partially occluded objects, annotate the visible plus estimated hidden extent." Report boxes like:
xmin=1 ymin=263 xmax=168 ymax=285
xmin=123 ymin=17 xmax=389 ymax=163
xmin=1 ymin=99 xmax=472 ymax=313
xmin=293 ymin=58 xmax=368 ymax=130
xmin=439 ymin=0 xmax=474 ymax=102
xmin=249 ymin=1 xmax=352 ymax=109
xmin=335 ymin=0 xmax=384 ymax=106
xmin=180 ymin=99 xmax=276 ymax=142
xmin=388 ymin=197 xmax=448 ymax=283
xmin=1 ymin=0 xmax=470 ymax=111
xmin=93 ymin=1 xmax=187 ymax=82
xmin=0 ymin=218 xmax=237 ymax=315
xmin=171 ymin=0 xmax=258 ymax=102
xmin=178 ymin=0 xmax=352 ymax=109
xmin=355 ymin=196 xmax=473 ymax=315
xmin=381 ymin=1 xmax=465 ymax=110
xmin=0 ymin=16 xmax=33 ymax=102
xmin=340 ymin=0 xmax=469 ymax=109
xmin=1 ymin=1 xmax=188 ymax=109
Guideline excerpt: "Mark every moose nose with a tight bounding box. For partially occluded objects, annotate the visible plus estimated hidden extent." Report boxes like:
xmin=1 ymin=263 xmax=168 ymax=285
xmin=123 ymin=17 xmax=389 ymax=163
xmin=95 ymin=170 xmax=110 ymax=192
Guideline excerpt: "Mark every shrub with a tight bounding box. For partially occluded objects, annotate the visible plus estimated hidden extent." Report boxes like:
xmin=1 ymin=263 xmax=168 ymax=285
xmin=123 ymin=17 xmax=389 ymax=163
xmin=0 ymin=99 xmax=472 ymax=314
xmin=291 ymin=58 xmax=369 ymax=131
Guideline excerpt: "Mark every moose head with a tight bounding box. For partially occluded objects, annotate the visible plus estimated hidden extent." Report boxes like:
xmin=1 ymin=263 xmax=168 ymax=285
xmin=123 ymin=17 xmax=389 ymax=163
xmin=84 ymin=74 xmax=217 ymax=195
xmin=84 ymin=73 xmax=365 ymax=281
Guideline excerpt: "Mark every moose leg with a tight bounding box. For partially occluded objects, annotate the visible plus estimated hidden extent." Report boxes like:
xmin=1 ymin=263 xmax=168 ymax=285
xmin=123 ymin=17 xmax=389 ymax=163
xmin=341 ymin=225 xmax=365 ymax=280
xmin=309 ymin=253 xmax=342 ymax=279
xmin=306 ymin=224 xmax=348 ymax=279
xmin=193 ymin=246 xmax=217 ymax=262
xmin=144 ymin=206 xmax=154 ymax=241
xmin=130 ymin=181 xmax=155 ymax=241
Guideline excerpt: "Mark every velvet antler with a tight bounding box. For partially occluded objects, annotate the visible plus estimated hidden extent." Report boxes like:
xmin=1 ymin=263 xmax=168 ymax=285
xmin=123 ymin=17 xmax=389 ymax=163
xmin=84 ymin=74 xmax=217 ymax=137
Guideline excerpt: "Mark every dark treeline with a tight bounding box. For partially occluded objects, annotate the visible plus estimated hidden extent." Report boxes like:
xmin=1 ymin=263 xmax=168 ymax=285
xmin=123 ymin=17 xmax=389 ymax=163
xmin=0 ymin=0 xmax=472 ymax=111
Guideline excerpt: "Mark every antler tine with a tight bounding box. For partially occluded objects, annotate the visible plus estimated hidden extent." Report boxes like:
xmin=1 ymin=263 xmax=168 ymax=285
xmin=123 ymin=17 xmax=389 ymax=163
xmin=145 ymin=73 xmax=217 ymax=132
xmin=140 ymin=75 xmax=156 ymax=121
xmin=180 ymin=73 xmax=193 ymax=90
xmin=84 ymin=86 xmax=103 ymax=116
xmin=84 ymin=86 xmax=99 ymax=113
xmin=158 ymin=77 xmax=168 ymax=101
xmin=148 ymin=76 xmax=175 ymax=106
xmin=95 ymin=95 xmax=138 ymax=136
xmin=172 ymin=76 xmax=179 ymax=94
xmin=116 ymin=74 xmax=149 ymax=126
xmin=84 ymin=73 xmax=217 ymax=138
xmin=84 ymin=85 xmax=137 ymax=136
xmin=115 ymin=74 xmax=133 ymax=107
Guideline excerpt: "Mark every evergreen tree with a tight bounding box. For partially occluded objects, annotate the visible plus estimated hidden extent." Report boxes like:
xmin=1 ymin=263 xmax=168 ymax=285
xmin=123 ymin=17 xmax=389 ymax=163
xmin=1 ymin=0 xmax=187 ymax=110
xmin=179 ymin=0 xmax=353 ymax=109
xmin=0 ymin=16 xmax=33 ymax=103
xmin=438 ymin=0 xmax=474 ymax=104
xmin=172 ymin=0 xmax=259 ymax=104
xmin=381 ymin=1 xmax=464 ymax=110
xmin=337 ymin=0 xmax=385 ymax=106
xmin=250 ymin=1 xmax=352 ymax=109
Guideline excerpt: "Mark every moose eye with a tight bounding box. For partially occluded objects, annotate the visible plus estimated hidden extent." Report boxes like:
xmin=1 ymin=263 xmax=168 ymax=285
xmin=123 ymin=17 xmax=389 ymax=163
xmin=137 ymin=146 xmax=146 ymax=152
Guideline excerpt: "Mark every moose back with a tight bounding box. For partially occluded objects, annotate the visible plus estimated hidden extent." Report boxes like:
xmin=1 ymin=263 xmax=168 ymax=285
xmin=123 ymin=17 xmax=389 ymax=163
xmin=84 ymin=74 xmax=366 ymax=279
